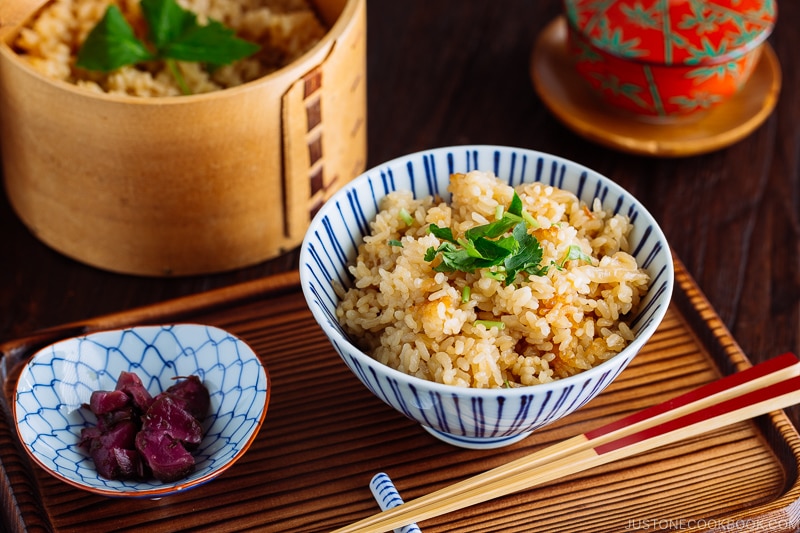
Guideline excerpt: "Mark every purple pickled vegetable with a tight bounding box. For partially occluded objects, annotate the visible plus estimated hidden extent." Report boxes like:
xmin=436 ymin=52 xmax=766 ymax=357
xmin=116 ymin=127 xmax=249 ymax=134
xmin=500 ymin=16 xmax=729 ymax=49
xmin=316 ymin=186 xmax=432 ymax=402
xmin=89 ymin=389 xmax=129 ymax=415
xmin=142 ymin=395 xmax=202 ymax=447
xmin=135 ymin=430 xmax=195 ymax=482
xmin=84 ymin=419 xmax=139 ymax=479
xmin=115 ymin=371 xmax=154 ymax=412
xmin=78 ymin=426 xmax=102 ymax=449
xmin=80 ymin=371 xmax=210 ymax=483
xmin=96 ymin=406 xmax=136 ymax=432
xmin=85 ymin=417 xmax=137 ymax=450
xmin=113 ymin=448 xmax=146 ymax=479
xmin=163 ymin=375 xmax=210 ymax=420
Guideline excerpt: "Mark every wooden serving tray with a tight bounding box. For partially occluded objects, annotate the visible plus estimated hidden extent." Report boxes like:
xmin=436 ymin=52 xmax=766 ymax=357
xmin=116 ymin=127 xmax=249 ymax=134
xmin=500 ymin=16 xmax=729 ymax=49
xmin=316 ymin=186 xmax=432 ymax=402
xmin=1 ymin=257 xmax=799 ymax=532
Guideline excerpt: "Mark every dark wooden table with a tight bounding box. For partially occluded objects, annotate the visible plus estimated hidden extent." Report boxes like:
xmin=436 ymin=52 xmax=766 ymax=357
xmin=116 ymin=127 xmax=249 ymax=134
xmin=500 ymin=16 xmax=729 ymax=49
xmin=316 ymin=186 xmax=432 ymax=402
xmin=1 ymin=0 xmax=798 ymax=440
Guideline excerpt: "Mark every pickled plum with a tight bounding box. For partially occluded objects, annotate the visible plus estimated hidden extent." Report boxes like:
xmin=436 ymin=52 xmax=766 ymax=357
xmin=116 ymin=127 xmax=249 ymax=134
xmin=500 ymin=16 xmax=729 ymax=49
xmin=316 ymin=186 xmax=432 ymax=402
xmin=80 ymin=372 xmax=210 ymax=482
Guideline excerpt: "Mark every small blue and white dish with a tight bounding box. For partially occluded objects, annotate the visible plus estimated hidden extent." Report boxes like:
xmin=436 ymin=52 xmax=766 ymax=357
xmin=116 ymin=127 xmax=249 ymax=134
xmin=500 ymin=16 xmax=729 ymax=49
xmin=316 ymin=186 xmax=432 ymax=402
xmin=300 ymin=145 xmax=674 ymax=450
xmin=13 ymin=324 xmax=269 ymax=498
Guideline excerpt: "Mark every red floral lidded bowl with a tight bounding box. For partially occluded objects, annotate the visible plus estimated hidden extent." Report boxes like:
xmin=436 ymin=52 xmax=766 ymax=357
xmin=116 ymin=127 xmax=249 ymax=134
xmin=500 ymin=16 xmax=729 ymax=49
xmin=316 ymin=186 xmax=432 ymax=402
xmin=563 ymin=0 xmax=776 ymax=122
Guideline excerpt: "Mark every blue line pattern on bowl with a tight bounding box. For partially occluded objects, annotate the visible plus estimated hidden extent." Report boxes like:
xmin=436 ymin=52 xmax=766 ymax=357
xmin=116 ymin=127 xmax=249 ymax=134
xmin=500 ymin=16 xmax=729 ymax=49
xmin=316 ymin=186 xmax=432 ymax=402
xmin=14 ymin=324 xmax=269 ymax=497
xmin=300 ymin=145 xmax=674 ymax=449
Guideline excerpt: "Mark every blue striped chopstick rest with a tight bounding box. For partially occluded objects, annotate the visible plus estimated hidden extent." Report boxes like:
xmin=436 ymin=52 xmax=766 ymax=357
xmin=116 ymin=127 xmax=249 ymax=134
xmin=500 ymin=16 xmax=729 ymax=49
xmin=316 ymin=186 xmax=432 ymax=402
xmin=369 ymin=473 xmax=422 ymax=533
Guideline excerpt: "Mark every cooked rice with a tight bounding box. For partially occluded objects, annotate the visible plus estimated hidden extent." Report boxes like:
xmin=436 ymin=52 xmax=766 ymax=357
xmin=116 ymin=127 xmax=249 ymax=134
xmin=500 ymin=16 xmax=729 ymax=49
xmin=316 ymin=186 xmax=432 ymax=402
xmin=335 ymin=170 xmax=651 ymax=389
xmin=13 ymin=0 xmax=326 ymax=96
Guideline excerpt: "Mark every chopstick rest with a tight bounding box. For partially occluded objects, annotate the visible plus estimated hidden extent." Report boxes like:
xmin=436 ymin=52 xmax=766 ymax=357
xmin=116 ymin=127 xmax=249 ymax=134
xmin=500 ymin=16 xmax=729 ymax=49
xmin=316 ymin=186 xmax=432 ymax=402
xmin=335 ymin=352 xmax=800 ymax=533
xmin=369 ymin=473 xmax=422 ymax=533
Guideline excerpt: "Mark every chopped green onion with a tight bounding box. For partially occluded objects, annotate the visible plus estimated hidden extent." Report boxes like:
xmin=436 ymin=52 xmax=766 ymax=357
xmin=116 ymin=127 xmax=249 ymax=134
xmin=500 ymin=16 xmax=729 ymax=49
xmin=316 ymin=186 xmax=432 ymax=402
xmin=461 ymin=285 xmax=471 ymax=303
xmin=388 ymin=239 xmax=403 ymax=247
xmin=399 ymin=208 xmax=414 ymax=226
xmin=521 ymin=209 xmax=539 ymax=229
xmin=494 ymin=205 xmax=504 ymax=220
xmin=474 ymin=319 xmax=505 ymax=330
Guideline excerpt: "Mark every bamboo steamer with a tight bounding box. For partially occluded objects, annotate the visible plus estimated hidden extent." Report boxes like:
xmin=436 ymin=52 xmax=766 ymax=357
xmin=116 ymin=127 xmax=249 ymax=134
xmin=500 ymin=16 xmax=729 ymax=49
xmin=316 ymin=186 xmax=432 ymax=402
xmin=0 ymin=0 xmax=366 ymax=276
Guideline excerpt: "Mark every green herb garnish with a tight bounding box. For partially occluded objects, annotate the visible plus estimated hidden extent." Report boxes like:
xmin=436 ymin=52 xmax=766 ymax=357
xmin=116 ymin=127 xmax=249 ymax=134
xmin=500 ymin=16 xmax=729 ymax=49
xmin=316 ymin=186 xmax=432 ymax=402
xmin=388 ymin=239 xmax=403 ymax=247
xmin=474 ymin=319 xmax=505 ymax=330
xmin=460 ymin=285 xmax=470 ymax=303
xmin=494 ymin=205 xmax=504 ymax=220
xmin=424 ymin=192 xmax=550 ymax=285
xmin=560 ymin=245 xmax=593 ymax=267
xmin=76 ymin=0 xmax=260 ymax=95
xmin=521 ymin=209 xmax=539 ymax=229
xmin=398 ymin=208 xmax=414 ymax=226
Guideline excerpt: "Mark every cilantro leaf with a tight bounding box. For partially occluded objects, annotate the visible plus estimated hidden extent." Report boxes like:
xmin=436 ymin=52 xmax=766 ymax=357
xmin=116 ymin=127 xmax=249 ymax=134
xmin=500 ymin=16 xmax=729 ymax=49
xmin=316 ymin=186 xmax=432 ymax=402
xmin=465 ymin=214 xmax=521 ymax=241
xmin=428 ymin=224 xmax=457 ymax=244
xmin=430 ymin=243 xmax=472 ymax=272
xmin=472 ymin=236 xmax=515 ymax=265
xmin=507 ymin=191 xmax=539 ymax=228
xmin=508 ymin=192 xmax=524 ymax=217
xmin=424 ymin=246 xmax=440 ymax=263
xmin=457 ymin=237 xmax=482 ymax=259
xmin=504 ymin=223 xmax=545 ymax=283
xmin=561 ymin=244 xmax=593 ymax=266
xmin=76 ymin=6 xmax=155 ymax=72
xmin=425 ymin=193 xmax=552 ymax=285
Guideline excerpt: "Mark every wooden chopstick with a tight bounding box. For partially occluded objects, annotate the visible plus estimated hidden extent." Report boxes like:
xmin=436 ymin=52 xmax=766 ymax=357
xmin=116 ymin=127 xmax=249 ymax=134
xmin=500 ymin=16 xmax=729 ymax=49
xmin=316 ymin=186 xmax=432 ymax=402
xmin=333 ymin=353 xmax=800 ymax=533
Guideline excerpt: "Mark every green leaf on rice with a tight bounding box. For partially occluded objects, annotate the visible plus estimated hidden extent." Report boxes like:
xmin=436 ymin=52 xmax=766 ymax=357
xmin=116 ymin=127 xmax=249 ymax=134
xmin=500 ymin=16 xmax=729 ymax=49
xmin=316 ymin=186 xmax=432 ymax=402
xmin=561 ymin=244 xmax=593 ymax=266
xmin=76 ymin=6 xmax=155 ymax=72
xmin=424 ymin=192 xmax=588 ymax=285
xmin=76 ymin=0 xmax=260 ymax=93
xmin=428 ymin=224 xmax=457 ymax=244
xmin=503 ymin=223 xmax=546 ymax=282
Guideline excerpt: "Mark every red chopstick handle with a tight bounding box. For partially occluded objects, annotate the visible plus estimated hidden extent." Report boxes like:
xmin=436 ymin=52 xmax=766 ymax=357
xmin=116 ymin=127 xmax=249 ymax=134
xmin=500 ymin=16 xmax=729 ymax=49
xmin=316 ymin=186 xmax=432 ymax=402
xmin=595 ymin=368 xmax=800 ymax=455
xmin=585 ymin=352 xmax=799 ymax=441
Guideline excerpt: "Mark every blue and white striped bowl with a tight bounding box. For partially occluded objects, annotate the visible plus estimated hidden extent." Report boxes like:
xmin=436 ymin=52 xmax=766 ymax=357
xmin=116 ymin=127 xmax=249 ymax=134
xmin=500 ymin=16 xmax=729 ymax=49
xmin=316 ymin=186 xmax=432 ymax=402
xmin=13 ymin=324 xmax=270 ymax=497
xmin=300 ymin=145 xmax=673 ymax=450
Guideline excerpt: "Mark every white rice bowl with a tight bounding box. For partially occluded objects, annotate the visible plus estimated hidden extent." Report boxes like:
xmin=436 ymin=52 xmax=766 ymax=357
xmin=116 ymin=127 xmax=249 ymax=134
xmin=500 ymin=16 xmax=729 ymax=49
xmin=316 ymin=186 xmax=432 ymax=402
xmin=300 ymin=145 xmax=673 ymax=449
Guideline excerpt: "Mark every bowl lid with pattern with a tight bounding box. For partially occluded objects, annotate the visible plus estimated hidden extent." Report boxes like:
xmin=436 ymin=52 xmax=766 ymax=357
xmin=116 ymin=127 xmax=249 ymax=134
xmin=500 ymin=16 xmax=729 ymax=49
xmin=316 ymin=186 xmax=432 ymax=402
xmin=564 ymin=0 xmax=777 ymax=65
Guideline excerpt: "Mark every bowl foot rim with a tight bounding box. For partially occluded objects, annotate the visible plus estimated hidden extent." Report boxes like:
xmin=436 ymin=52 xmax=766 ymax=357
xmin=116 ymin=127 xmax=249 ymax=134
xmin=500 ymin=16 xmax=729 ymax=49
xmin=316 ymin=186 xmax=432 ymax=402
xmin=421 ymin=425 xmax=531 ymax=450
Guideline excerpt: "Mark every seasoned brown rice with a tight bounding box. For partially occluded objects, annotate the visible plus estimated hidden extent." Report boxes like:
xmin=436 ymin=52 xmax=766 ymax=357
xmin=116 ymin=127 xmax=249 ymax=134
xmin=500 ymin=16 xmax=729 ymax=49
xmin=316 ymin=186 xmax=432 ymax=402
xmin=12 ymin=0 xmax=326 ymax=96
xmin=335 ymin=170 xmax=651 ymax=389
